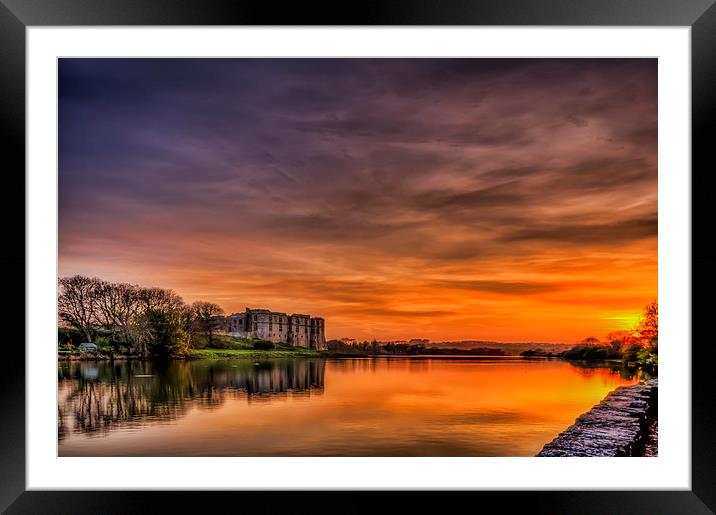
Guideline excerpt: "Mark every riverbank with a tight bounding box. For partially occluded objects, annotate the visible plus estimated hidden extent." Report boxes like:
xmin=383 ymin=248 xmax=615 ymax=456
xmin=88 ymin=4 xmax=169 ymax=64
xmin=59 ymin=349 xmax=327 ymax=361
xmin=537 ymin=378 xmax=658 ymax=457
xmin=58 ymin=350 xmax=516 ymax=361
xmin=57 ymin=348 xmax=377 ymax=361
xmin=57 ymin=343 xmax=515 ymax=361
xmin=189 ymin=348 xmax=324 ymax=359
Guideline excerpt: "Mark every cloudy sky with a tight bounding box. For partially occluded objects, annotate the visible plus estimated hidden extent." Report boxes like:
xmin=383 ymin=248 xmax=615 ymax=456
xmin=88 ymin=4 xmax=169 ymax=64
xmin=59 ymin=58 xmax=657 ymax=343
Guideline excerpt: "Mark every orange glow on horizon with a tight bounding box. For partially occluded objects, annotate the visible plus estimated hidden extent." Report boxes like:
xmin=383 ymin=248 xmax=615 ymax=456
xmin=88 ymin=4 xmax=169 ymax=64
xmin=59 ymin=236 xmax=656 ymax=343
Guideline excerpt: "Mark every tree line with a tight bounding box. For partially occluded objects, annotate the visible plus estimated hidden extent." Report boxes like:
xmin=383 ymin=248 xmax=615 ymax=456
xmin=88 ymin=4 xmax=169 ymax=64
xmin=58 ymin=275 xmax=225 ymax=359
xmin=325 ymin=340 xmax=507 ymax=356
xmin=556 ymin=300 xmax=658 ymax=368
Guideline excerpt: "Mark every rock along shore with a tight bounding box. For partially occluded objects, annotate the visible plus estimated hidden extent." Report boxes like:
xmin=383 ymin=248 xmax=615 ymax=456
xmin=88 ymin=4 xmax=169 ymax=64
xmin=537 ymin=378 xmax=658 ymax=457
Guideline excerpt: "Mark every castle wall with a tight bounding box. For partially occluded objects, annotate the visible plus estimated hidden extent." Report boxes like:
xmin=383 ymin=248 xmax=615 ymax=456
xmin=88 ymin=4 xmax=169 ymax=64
xmin=223 ymin=308 xmax=326 ymax=349
xmin=266 ymin=312 xmax=289 ymax=342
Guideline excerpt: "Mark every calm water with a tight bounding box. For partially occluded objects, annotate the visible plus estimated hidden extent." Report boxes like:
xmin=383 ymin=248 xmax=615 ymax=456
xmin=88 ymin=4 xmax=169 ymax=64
xmin=58 ymin=357 xmax=642 ymax=456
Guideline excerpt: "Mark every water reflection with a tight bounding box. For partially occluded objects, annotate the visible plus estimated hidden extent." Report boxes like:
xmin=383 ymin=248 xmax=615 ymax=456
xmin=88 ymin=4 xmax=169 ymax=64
xmin=58 ymin=357 xmax=640 ymax=456
xmin=58 ymin=359 xmax=325 ymax=439
xmin=564 ymin=360 xmax=654 ymax=381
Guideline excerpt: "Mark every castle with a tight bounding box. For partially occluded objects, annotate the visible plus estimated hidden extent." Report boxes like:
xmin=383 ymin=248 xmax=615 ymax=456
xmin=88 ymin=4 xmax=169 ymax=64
xmin=223 ymin=308 xmax=326 ymax=350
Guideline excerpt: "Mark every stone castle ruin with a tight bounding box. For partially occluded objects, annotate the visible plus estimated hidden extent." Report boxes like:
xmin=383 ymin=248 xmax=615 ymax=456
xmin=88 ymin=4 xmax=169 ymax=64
xmin=222 ymin=308 xmax=326 ymax=350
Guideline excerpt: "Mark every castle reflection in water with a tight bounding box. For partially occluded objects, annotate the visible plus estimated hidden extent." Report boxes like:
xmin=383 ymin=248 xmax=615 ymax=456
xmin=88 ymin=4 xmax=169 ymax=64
xmin=58 ymin=359 xmax=325 ymax=440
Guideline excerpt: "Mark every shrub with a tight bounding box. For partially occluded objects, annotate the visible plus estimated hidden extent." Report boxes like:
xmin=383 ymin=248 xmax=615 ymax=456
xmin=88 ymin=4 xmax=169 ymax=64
xmin=559 ymin=343 xmax=621 ymax=361
xmin=636 ymin=336 xmax=658 ymax=367
xmin=131 ymin=307 xmax=191 ymax=359
xmin=252 ymin=339 xmax=275 ymax=350
xmin=621 ymin=342 xmax=642 ymax=363
xmin=58 ymin=328 xmax=84 ymax=347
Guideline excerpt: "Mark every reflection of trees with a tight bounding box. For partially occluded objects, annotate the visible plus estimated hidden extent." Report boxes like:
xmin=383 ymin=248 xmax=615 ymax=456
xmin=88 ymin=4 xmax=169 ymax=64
xmin=329 ymin=357 xmax=381 ymax=374
xmin=564 ymin=360 xmax=649 ymax=381
xmin=58 ymin=359 xmax=325 ymax=438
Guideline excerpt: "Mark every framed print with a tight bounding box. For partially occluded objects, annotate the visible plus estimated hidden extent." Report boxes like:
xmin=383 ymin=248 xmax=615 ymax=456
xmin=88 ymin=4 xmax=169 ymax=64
xmin=2 ymin=0 xmax=715 ymax=513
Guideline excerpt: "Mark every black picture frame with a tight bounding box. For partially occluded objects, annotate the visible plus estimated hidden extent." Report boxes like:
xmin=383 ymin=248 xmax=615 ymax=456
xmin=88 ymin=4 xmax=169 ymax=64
xmin=2 ymin=1 xmax=714 ymax=513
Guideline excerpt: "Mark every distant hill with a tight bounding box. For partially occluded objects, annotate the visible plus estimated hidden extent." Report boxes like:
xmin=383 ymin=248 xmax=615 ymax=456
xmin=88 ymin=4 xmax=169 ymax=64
xmin=428 ymin=340 xmax=573 ymax=356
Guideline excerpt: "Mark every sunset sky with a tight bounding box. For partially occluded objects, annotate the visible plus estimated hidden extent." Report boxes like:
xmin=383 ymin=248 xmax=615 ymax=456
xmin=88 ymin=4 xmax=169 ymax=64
xmin=58 ymin=58 xmax=657 ymax=343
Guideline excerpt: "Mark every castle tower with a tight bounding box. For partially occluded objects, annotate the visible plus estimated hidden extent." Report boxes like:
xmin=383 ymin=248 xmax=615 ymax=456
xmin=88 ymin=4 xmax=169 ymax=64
xmin=310 ymin=317 xmax=326 ymax=350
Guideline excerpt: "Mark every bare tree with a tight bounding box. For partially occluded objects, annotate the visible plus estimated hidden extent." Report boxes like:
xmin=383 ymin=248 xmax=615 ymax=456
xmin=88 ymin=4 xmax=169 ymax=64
xmin=58 ymin=275 xmax=101 ymax=342
xmin=137 ymin=286 xmax=185 ymax=312
xmin=580 ymin=336 xmax=600 ymax=346
xmin=605 ymin=330 xmax=637 ymax=351
xmin=94 ymin=281 xmax=141 ymax=344
xmin=637 ymin=300 xmax=658 ymax=344
xmin=191 ymin=301 xmax=225 ymax=345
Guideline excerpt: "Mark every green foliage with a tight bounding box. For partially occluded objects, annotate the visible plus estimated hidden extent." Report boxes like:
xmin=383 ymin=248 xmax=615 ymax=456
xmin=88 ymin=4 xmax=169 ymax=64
xmin=94 ymin=334 xmax=113 ymax=345
xmin=191 ymin=333 xmax=253 ymax=350
xmin=636 ymin=336 xmax=658 ymax=367
xmin=189 ymin=348 xmax=322 ymax=359
xmin=621 ymin=342 xmax=641 ymax=363
xmin=132 ymin=307 xmax=191 ymax=360
xmin=58 ymin=327 xmax=84 ymax=347
xmin=92 ymin=335 xmax=116 ymax=354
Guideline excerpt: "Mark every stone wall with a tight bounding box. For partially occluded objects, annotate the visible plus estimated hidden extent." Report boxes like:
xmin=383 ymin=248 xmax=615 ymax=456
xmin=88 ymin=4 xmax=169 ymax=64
xmin=289 ymin=314 xmax=310 ymax=347
xmin=537 ymin=379 xmax=658 ymax=457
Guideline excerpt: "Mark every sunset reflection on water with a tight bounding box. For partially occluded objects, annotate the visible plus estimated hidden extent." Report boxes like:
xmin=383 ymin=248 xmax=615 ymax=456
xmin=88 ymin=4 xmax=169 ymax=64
xmin=58 ymin=357 xmax=641 ymax=456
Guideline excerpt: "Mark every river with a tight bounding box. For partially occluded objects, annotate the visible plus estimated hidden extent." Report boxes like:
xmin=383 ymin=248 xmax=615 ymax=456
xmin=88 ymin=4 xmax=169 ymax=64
xmin=58 ymin=356 xmax=644 ymax=456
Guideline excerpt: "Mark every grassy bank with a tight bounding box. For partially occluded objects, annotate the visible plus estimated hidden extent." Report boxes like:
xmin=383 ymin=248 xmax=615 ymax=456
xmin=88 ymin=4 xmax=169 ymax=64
xmin=189 ymin=334 xmax=327 ymax=359
xmin=189 ymin=348 xmax=324 ymax=359
xmin=58 ymin=333 xmax=330 ymax=361
xmin=60 ymin=333 xmax=548 ymax=361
